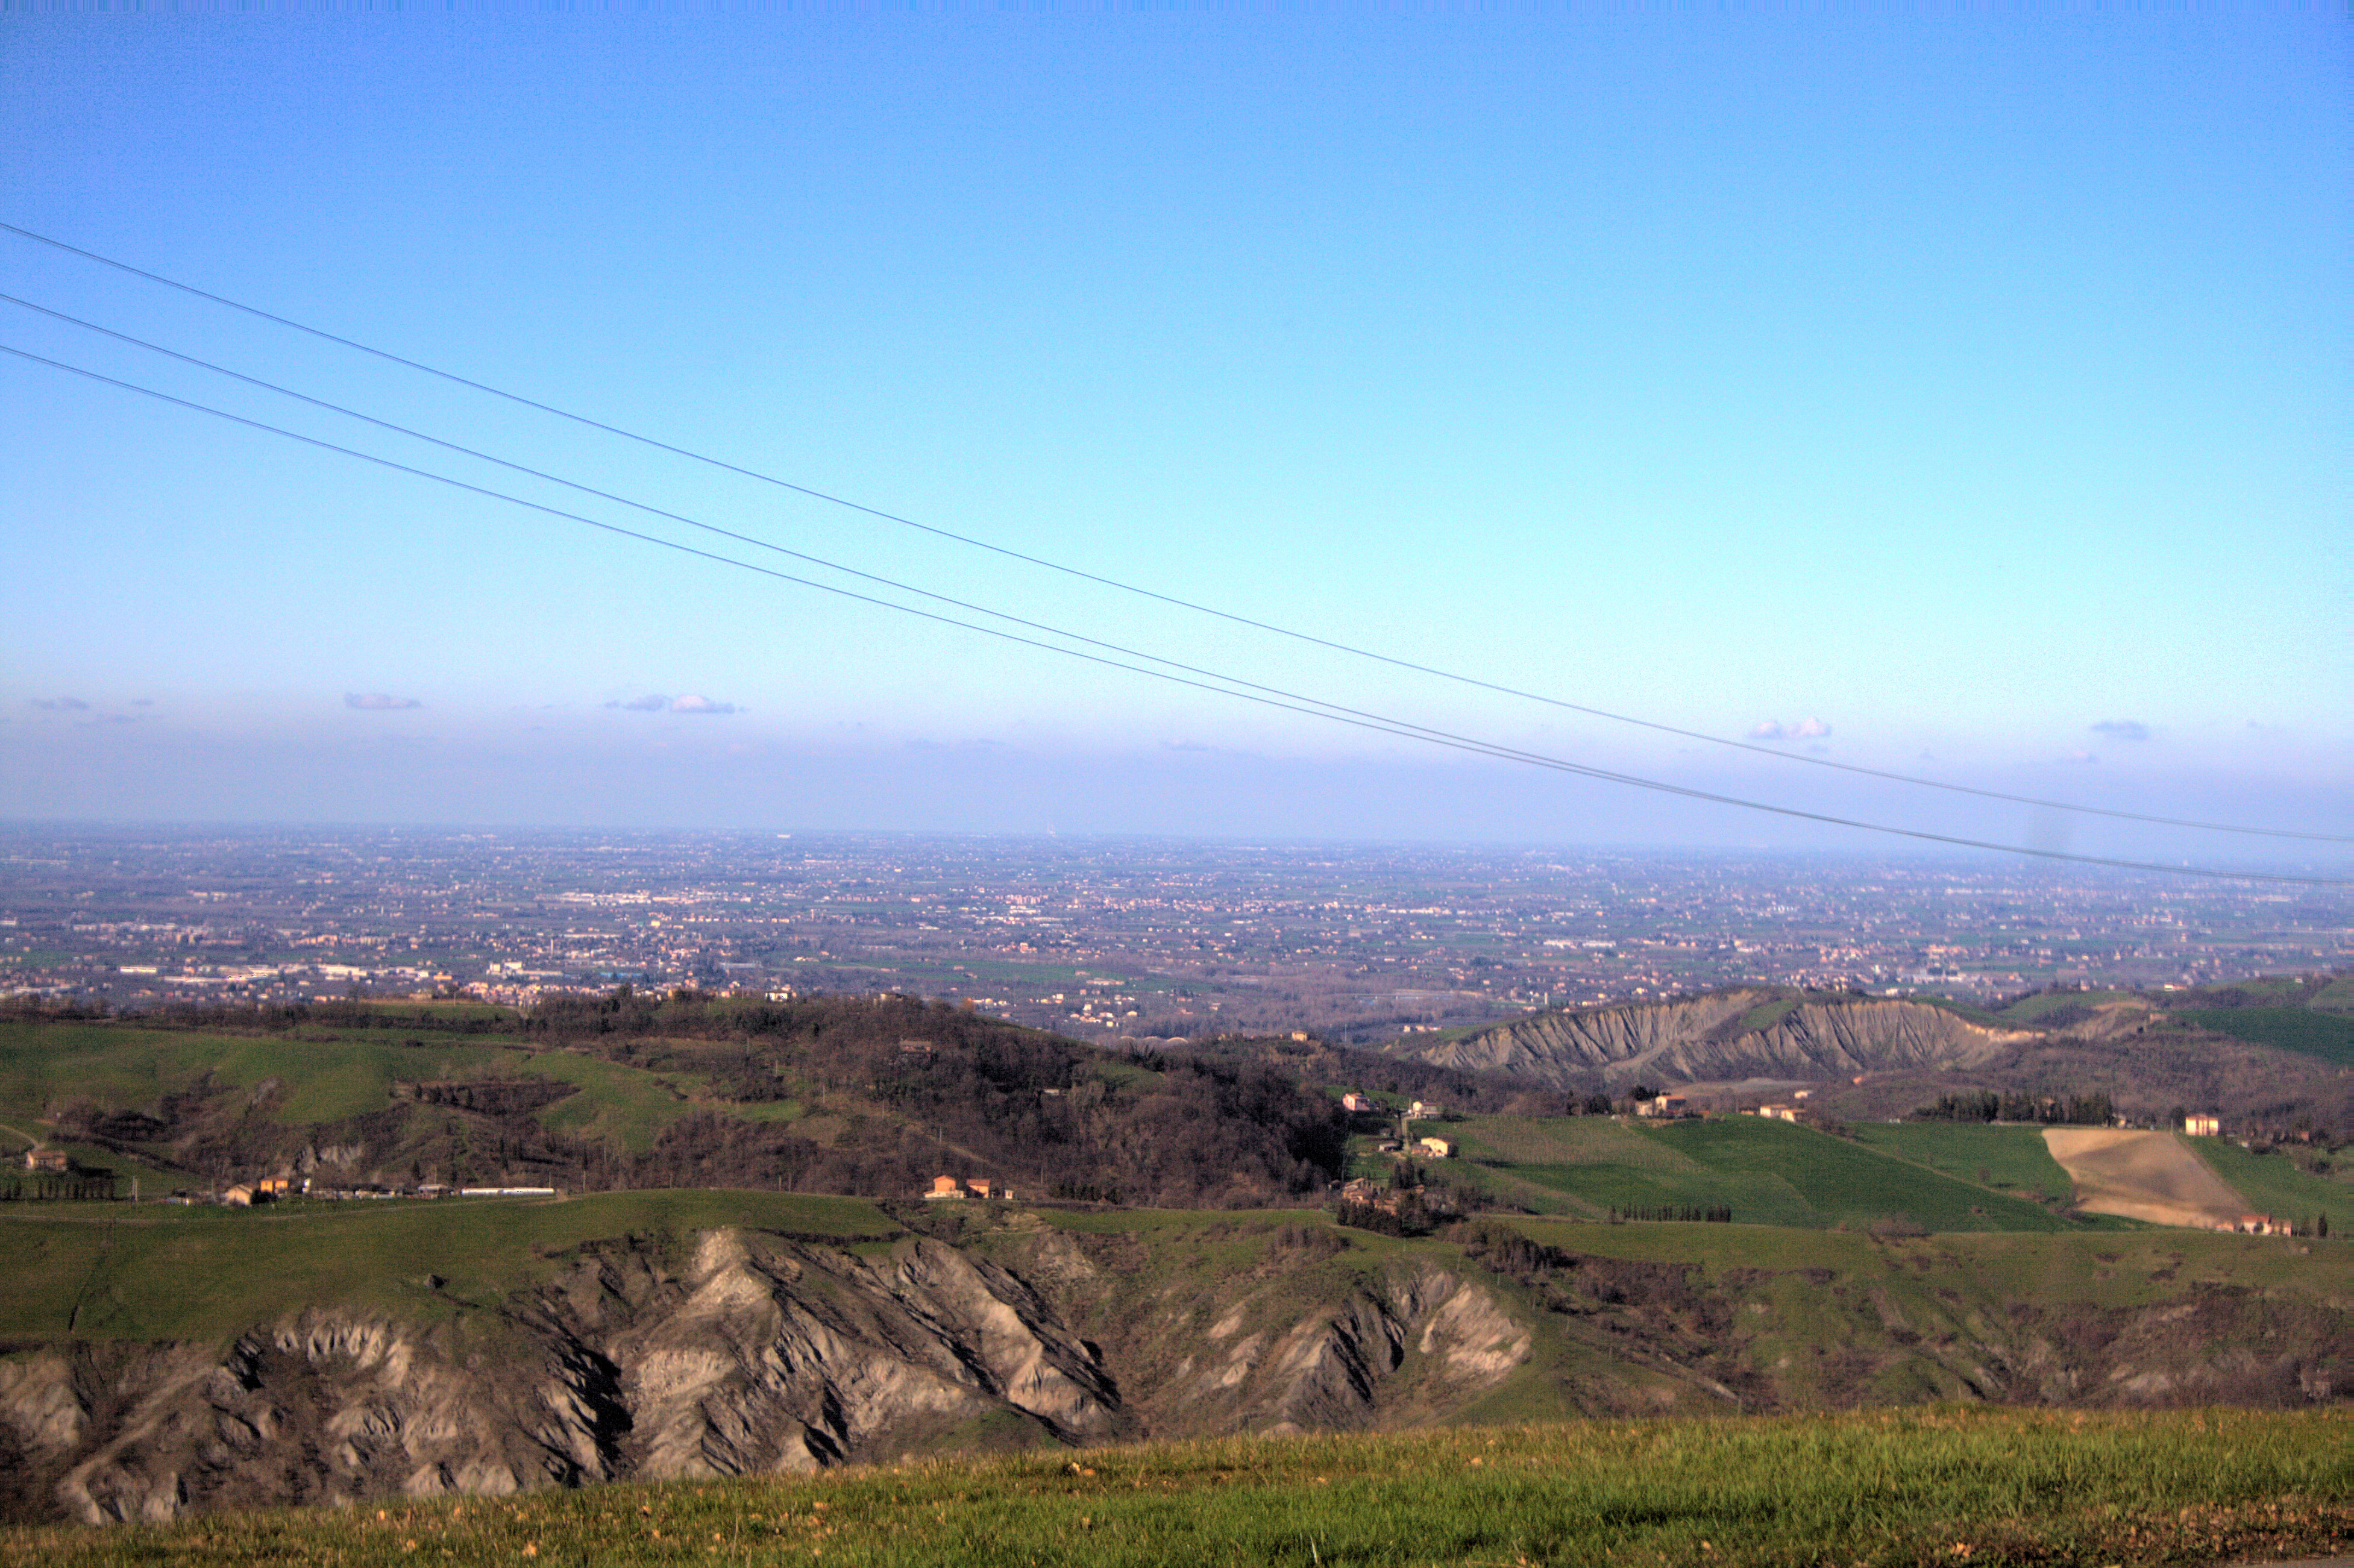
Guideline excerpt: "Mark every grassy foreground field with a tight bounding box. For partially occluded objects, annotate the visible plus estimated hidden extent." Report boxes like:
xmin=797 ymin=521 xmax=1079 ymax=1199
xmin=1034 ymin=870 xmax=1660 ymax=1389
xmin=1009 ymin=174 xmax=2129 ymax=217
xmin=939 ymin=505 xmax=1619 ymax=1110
xmin=2 ymin=1408 xmax=2343 ymax=1568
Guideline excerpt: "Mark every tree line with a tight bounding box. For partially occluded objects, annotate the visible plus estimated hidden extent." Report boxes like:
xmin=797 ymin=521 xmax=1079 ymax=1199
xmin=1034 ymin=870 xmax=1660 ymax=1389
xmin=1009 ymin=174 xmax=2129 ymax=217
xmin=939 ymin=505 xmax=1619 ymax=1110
xmin=1912 ymin=1090 xmax=2115 ymax=1126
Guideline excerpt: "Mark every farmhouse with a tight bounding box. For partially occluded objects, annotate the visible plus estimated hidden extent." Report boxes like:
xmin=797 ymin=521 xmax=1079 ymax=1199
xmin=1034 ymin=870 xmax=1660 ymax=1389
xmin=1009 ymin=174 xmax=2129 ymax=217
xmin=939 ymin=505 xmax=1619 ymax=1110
xmin=24 ymin=1148 xmax=68 ymax=1173
xmin=2183 ymin=1114 xmax=2221 ymax=1137
xmin=1636 ymin=1094 xmax=1688 ymax=1118
xmin=1416 ymin=1136 xmax=1454 ymax=1159
xmin=923 ymin=1175 xmax=1011 ymax=1201
xmin=1340 ymin=1093 xmax=1375 ymax=1114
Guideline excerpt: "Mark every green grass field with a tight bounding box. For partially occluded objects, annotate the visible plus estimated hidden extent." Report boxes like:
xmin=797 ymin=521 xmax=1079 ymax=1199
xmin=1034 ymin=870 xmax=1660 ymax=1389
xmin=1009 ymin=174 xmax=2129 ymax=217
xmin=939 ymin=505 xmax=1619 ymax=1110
xmin=0 ymin=1190 xmax=896 ymax=1344
xmin=1507 ymin=1215 xmax=2334 ymax=1309
xmin=1845 ymin=1123 xmax=2076 ymax=1202
xmin=3 ymin=1407 xmax=2342 ymax=1568
xmin=0 ymin=1021 xmax=729 ymax=1155
xmin=2174 ymin=1007 xmax=2354 ymax=1068
xmin=2187 ymin=1138 xmax=2350 ymax=1229
xmin=0 ymin=1021 xmax=530 ymax=1125
xmin=1455 ymin=1114 xmax=2084 ymax=1233
xmin=1993 ymin=989 xmax=2139 ymax=1023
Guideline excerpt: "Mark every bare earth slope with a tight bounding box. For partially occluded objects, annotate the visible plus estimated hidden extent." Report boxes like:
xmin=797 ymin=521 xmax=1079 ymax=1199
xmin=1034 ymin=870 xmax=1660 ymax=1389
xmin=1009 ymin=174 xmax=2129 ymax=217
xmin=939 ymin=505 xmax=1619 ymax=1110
xmin=0 ymin=1223 xmax=1528 ymax=1526
xmin=2044 ymin=1129 xmax=2255 ymax=1229
xmin=1410 ymin=991 xmax=2033 ymax=1089
xmin=1 ymin=1210 xmax=2346 ymax=1528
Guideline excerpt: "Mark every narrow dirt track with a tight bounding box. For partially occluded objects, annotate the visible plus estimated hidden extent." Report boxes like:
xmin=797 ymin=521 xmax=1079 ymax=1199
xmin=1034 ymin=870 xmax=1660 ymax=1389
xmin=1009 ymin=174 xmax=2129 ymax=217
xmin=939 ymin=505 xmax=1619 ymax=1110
xmin=2043 ymin=1128 xmax=2254 ymax=1228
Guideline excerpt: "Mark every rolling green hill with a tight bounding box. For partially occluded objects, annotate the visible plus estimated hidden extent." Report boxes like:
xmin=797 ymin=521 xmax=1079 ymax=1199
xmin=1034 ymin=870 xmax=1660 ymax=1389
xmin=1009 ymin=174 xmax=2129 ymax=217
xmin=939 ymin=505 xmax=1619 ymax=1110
xmin=2173 ymin=1008 xmax=2354 ymax=1068
xmin=1845 ymin=1122 xmax=2077 ymax=1202
xmin=2188 ymin=1138 xmax=2350 ymax=1229
xmin=0 ymin=1190 xmax=896 ymax=1344
xmin=1450 ymin=1113 xmax=2097 ymax=1232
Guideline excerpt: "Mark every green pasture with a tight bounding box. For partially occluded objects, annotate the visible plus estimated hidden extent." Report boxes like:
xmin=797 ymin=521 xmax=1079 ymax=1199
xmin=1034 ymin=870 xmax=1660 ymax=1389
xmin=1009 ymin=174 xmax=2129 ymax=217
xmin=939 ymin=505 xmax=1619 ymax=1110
xmin=1993 ymin=989 xmax=2139 ymax=1023
xmin=1506 ymin=1215 xmax=2337 ymax=1306
xmin=2183 ymin=975 xmax=2329 ymax=1007
xmin=1734 ymin=994 xmax=1800 ymax=1032
xmin=4 ymin=1408 xmax=2344 ymax=1568
xmin=2188 ymin=1138 xmax=2349 ymax=1228
xmin=0 ymin=1021 xmax=730 ymax=1153
xmin=0 ymin=1189 xmax=898 ymax=1345
xmin=0 ymin=1021 xmax=521 ymax=1124
xmin=1847 ymin=1123 xmax=2076 ymax=1202
xmin=1457 ymin=1114 xmax=2080 ymax=1232
xmin=2174 ymin=1007 xmax=2354 ymax=1068
xmin=350 ymin=999 xmax=518 ymax=1021
xmin=1653 ymin=1117 xmax=2072 ymax=1232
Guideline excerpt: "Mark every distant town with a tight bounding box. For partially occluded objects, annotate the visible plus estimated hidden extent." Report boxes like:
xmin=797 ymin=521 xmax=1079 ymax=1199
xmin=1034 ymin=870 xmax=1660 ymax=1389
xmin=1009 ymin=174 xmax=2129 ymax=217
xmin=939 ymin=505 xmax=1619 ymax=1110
xmin=4 ymin=826 xmax=2346 ymax=1044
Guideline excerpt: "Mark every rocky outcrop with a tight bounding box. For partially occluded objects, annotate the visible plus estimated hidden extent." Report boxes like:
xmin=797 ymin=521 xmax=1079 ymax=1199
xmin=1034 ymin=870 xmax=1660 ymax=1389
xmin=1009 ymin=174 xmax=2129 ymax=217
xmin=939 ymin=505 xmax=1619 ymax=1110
xmin=1410 ymin=990 xmax=2034 ymax=1088
xmin=605 ymin=1230 xmax=1117 ymax=1479
xmin=1112 ymin=1262 xmax=1530 ymax=1438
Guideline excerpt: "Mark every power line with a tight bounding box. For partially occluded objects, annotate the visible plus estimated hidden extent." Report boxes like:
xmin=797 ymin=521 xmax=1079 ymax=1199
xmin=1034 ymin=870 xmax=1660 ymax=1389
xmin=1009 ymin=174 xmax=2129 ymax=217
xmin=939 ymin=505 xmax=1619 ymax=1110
xmin=2 ymin=220 xmax=2328 ymax=844
xmin=6 ymin=339 xmax=2344 ymax=888
xmin=37 ymin=290 xmax=2345 ymax=870
xmin=0 ymin=291 xmax=1715 ymax=774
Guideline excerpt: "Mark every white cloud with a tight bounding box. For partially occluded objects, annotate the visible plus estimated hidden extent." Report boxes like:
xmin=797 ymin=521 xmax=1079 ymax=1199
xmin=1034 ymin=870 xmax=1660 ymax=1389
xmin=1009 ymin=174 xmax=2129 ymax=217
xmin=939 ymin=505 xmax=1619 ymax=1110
xmin=1792 ymin=717 xmax=1832 ymax=738
xmin=344 ymin=692 xmax=421 ymax=711
xmin=1748 ymin=721 xmax=1787 ymax=739
xmin=2090 ymin=719 xmax=2150 ymax=741
xmin=604 ymin=693 xmax=738 ymax=715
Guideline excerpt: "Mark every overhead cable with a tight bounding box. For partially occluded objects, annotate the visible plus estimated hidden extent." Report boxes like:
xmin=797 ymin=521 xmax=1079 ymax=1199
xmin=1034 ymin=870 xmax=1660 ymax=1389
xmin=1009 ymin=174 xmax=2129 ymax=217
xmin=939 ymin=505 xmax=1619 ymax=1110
xmin=5 ymin=340 xmax=2344 ymax=887
xmin=0 ymin=221 xmax=2330 ymax=843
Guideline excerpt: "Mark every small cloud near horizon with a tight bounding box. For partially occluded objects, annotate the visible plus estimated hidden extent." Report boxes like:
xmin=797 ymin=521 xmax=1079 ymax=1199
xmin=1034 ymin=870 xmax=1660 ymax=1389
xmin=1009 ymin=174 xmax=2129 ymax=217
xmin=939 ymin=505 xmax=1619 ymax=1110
xmin=345 ymin=693 xmax=422 ymax=711
xmin=1750 ymin=717 xmax=1830 ymax=741
xmin=2063 ymin=749 xmax=2099 ymax=765
xmin=607 ymin=693 xmax=739 ymax=715
xmin=31 ymin=697 xmax=90 ymax=712
xmin=2090 ymin=720 xmax=2150 ymax=741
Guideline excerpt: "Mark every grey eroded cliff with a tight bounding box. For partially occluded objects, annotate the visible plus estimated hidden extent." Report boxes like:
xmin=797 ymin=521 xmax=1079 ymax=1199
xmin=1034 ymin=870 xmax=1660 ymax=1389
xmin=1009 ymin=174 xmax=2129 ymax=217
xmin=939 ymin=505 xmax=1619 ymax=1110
xmin=1410 ymin=991 xmax=2034 ymax=1088
xmin=0 ymin=1226 xmax=1526 ymax=1526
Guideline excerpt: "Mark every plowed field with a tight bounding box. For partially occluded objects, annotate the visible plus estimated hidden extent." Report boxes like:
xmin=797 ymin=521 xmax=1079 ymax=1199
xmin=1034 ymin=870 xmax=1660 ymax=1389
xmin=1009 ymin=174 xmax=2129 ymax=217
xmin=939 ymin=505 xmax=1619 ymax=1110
xmin=2044 ymin=1128 xmax=2253 ymax=1228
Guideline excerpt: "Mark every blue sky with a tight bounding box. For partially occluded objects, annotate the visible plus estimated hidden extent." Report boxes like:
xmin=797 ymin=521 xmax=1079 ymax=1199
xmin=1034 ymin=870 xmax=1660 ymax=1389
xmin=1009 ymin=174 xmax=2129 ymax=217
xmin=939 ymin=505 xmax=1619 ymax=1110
xmin=0 ymin=11 xmax=2345 ymax=861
